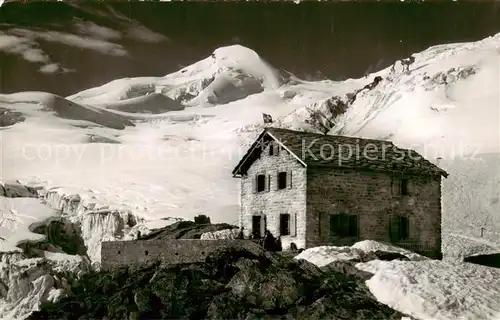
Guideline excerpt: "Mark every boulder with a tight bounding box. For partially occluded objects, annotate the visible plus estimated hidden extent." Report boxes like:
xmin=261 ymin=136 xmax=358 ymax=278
xmin=0 ymin=181 xmax=39 ymax=198
xmin=0 ymin=107 xmax=26 ymax=127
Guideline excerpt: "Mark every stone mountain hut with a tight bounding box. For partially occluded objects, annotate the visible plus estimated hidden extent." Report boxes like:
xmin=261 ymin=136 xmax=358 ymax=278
xmin=232 ymin=127 xmax=448 ymax=259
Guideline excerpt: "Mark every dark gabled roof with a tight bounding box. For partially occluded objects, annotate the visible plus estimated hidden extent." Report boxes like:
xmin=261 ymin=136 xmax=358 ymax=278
xmin=232 ymin=127 xmax=448 ymax=178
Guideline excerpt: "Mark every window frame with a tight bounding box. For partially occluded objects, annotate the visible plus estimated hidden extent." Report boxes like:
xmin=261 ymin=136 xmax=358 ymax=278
xmin=277 ymin=172 xmax=287 ymax=190
xmin=280 ymin=213 xmax=291 ymax=236
xmin=256 ymin=174 xmax=266 ymax=192
xmin=330 ymin=214 xmax=359 ymax=238
xmin=401 ymin=178 xmax=409 ymax=195
xmin=390 ymin=215 xmax=410 ymax=242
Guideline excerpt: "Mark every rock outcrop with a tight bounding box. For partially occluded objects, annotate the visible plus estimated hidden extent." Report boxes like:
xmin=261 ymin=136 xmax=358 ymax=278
xmin=139 ymin=221 xmax=238 ymax=240
xmin=0 ymin=107 xmax=26 ymax=127
xmin=30 ymin=246 xmax=405 ymax=320
xmin=0 ymin=252 xmax=90 ymax=319
xmin=0 ymin=181 xmax=40 ymax=198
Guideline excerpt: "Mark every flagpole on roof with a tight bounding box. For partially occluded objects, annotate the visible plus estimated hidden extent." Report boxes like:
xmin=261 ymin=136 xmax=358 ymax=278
xmin=262 ymin=113 xmax=274 ymax=126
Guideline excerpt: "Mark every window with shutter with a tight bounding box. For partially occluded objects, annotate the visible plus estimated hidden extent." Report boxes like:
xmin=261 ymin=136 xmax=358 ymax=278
xmin=280 ymin=214 xmax=290 ymax=235
xmin=389 ymin=215 xmax=400 ymax=242
xmin=392 ymin=175 xmax=410 ymax=196
xmin=330 ymin=214 xmax=359 ymax=238
xmin=400 ymin=216 xmax=409 ymax=240
xmin=288 ymin=170 xmax=293 ymax=189
xmin=277 ymin=172 xmax=287 ymax=190
xmin=330 ymin=214 xmax=341 ymax=236
xmin=348 ymin=215 xmax=359 ymax=237
xmin=256 ymin=174 xmax=266 ymax=192
xmin=401 ymin=179 xmax=409 ymax=195
xmin=252 ymin=215 xmax=262 ymax=239
xmin=289 ymin=213 xmax=297 ymax=237
xmin=261 ymin=214 xmax=267 ymax=237
xmin=391 ymin=177 xmax=400 ymax=195
xmin=340 ymin=215 xmax=350 ymax=236
xmin=389 ymin=215 xmax=409 ymax=242
xmin=266 ymin=175 xmax=271 ymax=192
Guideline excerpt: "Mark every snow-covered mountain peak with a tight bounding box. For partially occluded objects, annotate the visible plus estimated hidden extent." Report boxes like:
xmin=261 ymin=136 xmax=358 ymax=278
xmin=66 ymin=44 xmax=283 ymax=107
xmin=160 ymin=44 xmax=283 ymax=105
xmin=167 ymin=44 xmax=281 ymax=89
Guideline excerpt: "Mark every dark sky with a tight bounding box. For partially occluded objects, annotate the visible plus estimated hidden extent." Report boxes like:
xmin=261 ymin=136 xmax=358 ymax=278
xmin=1 ymin=2 xmax=499 ymax=96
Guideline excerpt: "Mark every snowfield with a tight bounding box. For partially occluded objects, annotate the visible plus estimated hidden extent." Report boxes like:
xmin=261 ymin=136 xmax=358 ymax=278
xmin=296 ymin=241 xmax=500 ymax=320
xmin=0 ymin=197 xmax=57 ymax=253
xmin=357 ymin=259 xmax=500 ymax=320
xmin=0 ymin=33 xmax=499 ymax=319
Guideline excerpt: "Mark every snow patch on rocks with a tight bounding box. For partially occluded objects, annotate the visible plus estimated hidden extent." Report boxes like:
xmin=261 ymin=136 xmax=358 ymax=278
xmin=200 ymin=228 xmax=240 ymax=240
xmin=294 ymin=240 xmax=427 ymax=268
xmin=0 ymin=181 xmax=40 ymax=199
xmin=352 ymin=240 xmax=429 ymax=261
xmin=0 ymin=252 xmax=90 ymax=320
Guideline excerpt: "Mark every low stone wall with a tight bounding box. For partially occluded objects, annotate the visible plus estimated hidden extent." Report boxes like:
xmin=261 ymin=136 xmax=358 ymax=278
xmin=100 ymin=239 xmax=263 ymax=270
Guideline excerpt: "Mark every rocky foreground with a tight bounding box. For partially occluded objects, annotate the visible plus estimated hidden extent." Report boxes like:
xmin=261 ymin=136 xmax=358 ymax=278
xmin=29 ymin=242 xmax=408 ymax=320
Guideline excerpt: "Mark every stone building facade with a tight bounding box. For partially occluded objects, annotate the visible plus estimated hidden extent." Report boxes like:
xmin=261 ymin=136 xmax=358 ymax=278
xmin=232 ymin=127 xmax=448 ymax=258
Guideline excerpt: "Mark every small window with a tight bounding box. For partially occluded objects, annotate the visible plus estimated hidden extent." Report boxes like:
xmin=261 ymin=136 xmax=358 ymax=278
xmin=252 ymin=215 xmax=264 ymax=238
xmin=392 ymin=177 xmax=410 ymax=196
xmin=145 ymin=250 xmax=149 ymax=256
xmin=330 ymin=214 xmax=359 ymax=238
xmin=117 ymin=250 xmax=121 ymax=255
xmin=280 ymin=214 xmax=290 ymax=235
xmin=390 ymin=216 xmax=410 ymax=242
xmin=401 ymin=179 xmax=409 ymax=195
xmin=278 ymin=172 xmax=287 ymax=190
xmin=268 ymin=142 xmax=280 ymax=156
xmin=257 ymin=174 xmax=266 ymax=192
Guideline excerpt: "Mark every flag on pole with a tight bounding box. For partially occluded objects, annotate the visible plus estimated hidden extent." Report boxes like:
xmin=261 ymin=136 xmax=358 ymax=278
xmin=262 ymin=113 xmax=273 ymax=124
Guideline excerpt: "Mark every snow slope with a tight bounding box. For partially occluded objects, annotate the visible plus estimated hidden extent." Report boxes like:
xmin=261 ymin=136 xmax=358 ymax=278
xmin=0 ymin=197 xmax=57 ymax=253
xmin=297 ymin=241 xmax=500 ymax=320
xmin=333 ymin=38 xmax=499 ymax=153
xmin=356 ymin=259 xmax=500 ymax=320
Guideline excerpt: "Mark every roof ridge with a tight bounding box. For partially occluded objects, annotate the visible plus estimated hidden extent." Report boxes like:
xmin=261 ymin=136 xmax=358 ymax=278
xmin=232 ymin=127 xmax=448 ymax=178
xmin=265 ymin=127 xmax=395 ymax=144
